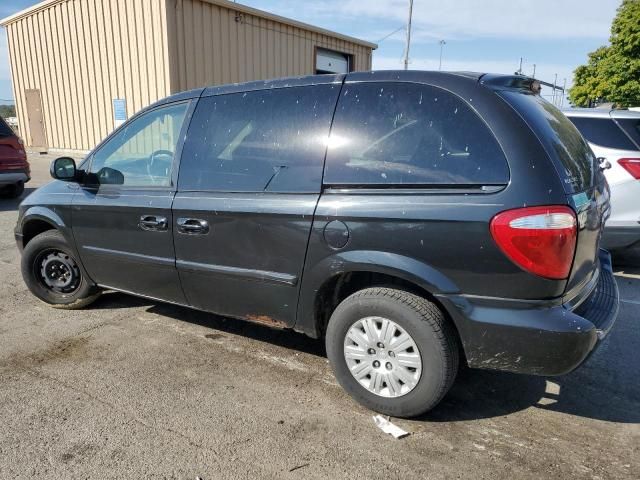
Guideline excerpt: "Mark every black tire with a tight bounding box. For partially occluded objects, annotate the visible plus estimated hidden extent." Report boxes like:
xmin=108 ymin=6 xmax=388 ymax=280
xmin=21 ymin=230 xmax=101 ymax=309
xmin=326 ymin=287 xmax=459 ymax=418
xmin=0 ymin=181 xmax=24 ymax=199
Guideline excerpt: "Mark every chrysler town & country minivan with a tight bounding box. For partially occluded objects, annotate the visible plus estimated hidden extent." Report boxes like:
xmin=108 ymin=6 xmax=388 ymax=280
xmin=15 ymin=72 xmax=619 ymax=417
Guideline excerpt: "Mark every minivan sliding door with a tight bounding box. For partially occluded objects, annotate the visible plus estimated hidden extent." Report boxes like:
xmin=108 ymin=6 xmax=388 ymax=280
xmin=173 ymin=83 xmax=341 ymax=326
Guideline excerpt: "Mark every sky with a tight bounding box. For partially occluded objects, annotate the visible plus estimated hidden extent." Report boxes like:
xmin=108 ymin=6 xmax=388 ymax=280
xmin=0 ymin=0 xmax=622 ymax=104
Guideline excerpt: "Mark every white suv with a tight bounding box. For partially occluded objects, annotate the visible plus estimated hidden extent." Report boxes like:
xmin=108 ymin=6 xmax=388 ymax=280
xmin=564 ymin=108 xmax=640 ymax=252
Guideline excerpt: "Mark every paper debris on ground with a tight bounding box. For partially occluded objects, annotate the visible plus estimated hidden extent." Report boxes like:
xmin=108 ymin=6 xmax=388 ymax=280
xmin=373 ymin=415 xmax=410 ymax=439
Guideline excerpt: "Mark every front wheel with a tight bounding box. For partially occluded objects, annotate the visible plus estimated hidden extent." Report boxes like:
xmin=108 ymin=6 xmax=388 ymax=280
xmin=21 ymin=230 xmax=101 ymax=309
xmin=326 ymin=287 xmax=459 ymax=418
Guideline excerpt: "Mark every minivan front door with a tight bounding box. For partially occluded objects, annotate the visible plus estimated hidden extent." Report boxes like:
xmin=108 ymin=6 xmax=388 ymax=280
xmin=72 ymin=101 xmax=191 ymax=303
xmin=173 ymin=83 xmax=342 ymax=326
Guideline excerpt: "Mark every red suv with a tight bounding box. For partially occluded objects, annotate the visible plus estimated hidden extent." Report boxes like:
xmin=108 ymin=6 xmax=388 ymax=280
xmin=0 ymin=116 xmax=30 ymax=198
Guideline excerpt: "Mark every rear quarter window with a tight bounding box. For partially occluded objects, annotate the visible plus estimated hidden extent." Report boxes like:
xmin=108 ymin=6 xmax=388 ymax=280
xmin=568 ymin=117 xmax=637 ymax=151
xmin=324 ymin=82 xmax=509 ymax=186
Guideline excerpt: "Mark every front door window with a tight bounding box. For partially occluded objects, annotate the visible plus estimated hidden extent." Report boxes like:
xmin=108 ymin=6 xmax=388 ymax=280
xmin=89 ymin=102 xmax=189 ymax=187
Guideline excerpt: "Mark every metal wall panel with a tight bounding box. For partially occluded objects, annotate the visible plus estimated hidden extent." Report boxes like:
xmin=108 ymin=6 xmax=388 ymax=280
xmin=165 ymin=0 xmax=374 ymax=92
xmin=3 ymin=0 xmax=374 ymax=151
xmin=4 ymin=0 xmax=171 ymax=151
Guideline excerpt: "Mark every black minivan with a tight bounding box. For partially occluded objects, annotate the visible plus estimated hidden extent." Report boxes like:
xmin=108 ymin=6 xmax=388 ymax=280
xmin=15 ymin=71 xmax=618 ymax=417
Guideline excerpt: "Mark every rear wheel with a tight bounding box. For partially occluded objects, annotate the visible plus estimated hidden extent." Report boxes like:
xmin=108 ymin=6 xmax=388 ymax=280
xmin=0 ymin=181 xmax=24 ymax=199
xmin=21 ymin=230 xmax=101 ymax=309
xmin=326 ymin=287 xmax=458 ymax=418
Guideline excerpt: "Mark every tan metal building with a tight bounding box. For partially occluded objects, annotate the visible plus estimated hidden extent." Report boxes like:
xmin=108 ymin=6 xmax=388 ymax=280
xmin=1 ymin=0 xmax=376 ymax=152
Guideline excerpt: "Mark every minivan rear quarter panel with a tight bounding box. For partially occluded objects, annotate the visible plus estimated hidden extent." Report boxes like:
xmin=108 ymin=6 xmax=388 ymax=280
xmin=495 ymin=90 xmax=609 ymax=298
xmin=297 ymin=72 xmax=571 ymax=336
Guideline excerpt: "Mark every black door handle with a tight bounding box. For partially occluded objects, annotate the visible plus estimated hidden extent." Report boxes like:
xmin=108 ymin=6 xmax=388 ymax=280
xmin=177 ymin=218 xmax=210 ymax=235
xmin=139 ymin=215 xmax=168 ymax=231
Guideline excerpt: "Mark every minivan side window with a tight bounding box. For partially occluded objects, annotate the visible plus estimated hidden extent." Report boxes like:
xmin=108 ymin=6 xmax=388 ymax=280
xmin=89 ymin=102 xmax=189 ymax=187
xmin=324 ymin=82 xmax=509 ymax=186
xmin=568 ymin=117 xmax=637 ymax=151
xmin=178 ymin=85 xmax=340 ymax=193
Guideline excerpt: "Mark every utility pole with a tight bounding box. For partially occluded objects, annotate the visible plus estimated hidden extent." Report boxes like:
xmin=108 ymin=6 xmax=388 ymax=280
xmin=552 ymin=73 xmax=558 ymax=105
xmin=517 ymin=57 xmax=523 ymax=75
xmin=403 ymin=0 xmax=414 ymax=70
xmin=561 ymin=78 xmax=567 ymax=107
xmin=532 ymin=64 xmax=536 ymax=78
xmin=438 ymin=40 xmax=446 ymax=70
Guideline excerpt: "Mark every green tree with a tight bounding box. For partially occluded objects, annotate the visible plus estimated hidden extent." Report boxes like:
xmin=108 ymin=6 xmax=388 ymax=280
xmin=0 ymin=104 xmax=16 ymax=118
xmin=569 ymin=0 xmax=640 ymax=107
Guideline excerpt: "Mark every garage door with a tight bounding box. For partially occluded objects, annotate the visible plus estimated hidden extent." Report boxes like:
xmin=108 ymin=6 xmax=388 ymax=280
xmin=316 ymin=48 xmax=350 ymax=74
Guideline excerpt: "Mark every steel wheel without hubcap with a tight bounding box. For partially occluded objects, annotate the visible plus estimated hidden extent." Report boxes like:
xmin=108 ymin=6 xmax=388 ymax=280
xmin=36 ymin=250 xmax=81 ymax=294
xmin=343 ymin=316 xmax=422 ymax=398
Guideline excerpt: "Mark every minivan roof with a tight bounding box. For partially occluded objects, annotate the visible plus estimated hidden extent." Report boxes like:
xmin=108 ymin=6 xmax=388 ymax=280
xmin=562 ymin=108 xmax=640 ymax=119
xmin=157 ymin=71 xmax=537 ymax=104
xmin=151 ymin=73 xmax=346 ymax=108
xmin=148 ymin=70 xmax=541 ymax=114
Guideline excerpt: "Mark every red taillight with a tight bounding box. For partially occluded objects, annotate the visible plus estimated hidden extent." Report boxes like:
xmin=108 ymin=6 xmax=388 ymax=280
xmin=490 ymin=206 xmax=577 ymax=280
xmin=618 ymin=158 xmax=640 ymax=179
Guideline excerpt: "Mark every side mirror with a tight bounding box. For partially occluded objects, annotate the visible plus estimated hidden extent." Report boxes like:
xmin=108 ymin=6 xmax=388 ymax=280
xmin=50 ymin=157 xmax=77 ymax=181
xmin=597 ymin=157 xmax=612 ymax=171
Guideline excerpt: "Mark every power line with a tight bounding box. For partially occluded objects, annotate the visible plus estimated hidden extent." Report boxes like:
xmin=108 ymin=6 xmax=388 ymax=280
xmin=376 ymin=26 xmax=405 ymax=44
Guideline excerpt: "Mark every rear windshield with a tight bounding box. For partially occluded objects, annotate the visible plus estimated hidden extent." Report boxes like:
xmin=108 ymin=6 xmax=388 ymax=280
xmin=0 ymin=117 xmax=14 ymax=137
xmin=568 ymin=117 xmax=637 ymax=150
xmin=615 ymin=118 xmax=640 ymax=149
xmin=498 ymin=91 xmax=596 ymax=193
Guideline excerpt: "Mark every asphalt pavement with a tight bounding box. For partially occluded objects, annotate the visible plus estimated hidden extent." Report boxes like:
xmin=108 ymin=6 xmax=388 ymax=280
xmin=0 ymin=153 xmax=638 ymax=479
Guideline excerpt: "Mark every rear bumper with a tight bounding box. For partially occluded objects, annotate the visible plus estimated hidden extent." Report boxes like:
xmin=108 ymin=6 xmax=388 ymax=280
xmin=438 ymin=249 xmax=619 ymax=376
xmin=0 ymin=170 xmax=30 ymax=185
xmin=602 ymin=225 xmax=640 ymax=251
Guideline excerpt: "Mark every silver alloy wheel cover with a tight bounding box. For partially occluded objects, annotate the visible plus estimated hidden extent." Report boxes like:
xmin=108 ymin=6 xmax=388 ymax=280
xmin=343 ymin=316 xmax=422 ymax=398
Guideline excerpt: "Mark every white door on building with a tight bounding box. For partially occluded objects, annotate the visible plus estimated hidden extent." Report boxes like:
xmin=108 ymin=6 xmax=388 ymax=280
xmin=316 ymin=48 xmax=350 ymax=74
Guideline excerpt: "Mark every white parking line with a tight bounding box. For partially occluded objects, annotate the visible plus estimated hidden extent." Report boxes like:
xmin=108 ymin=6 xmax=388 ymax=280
xmin=620 ymin=299 xmax=640 ymax=305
